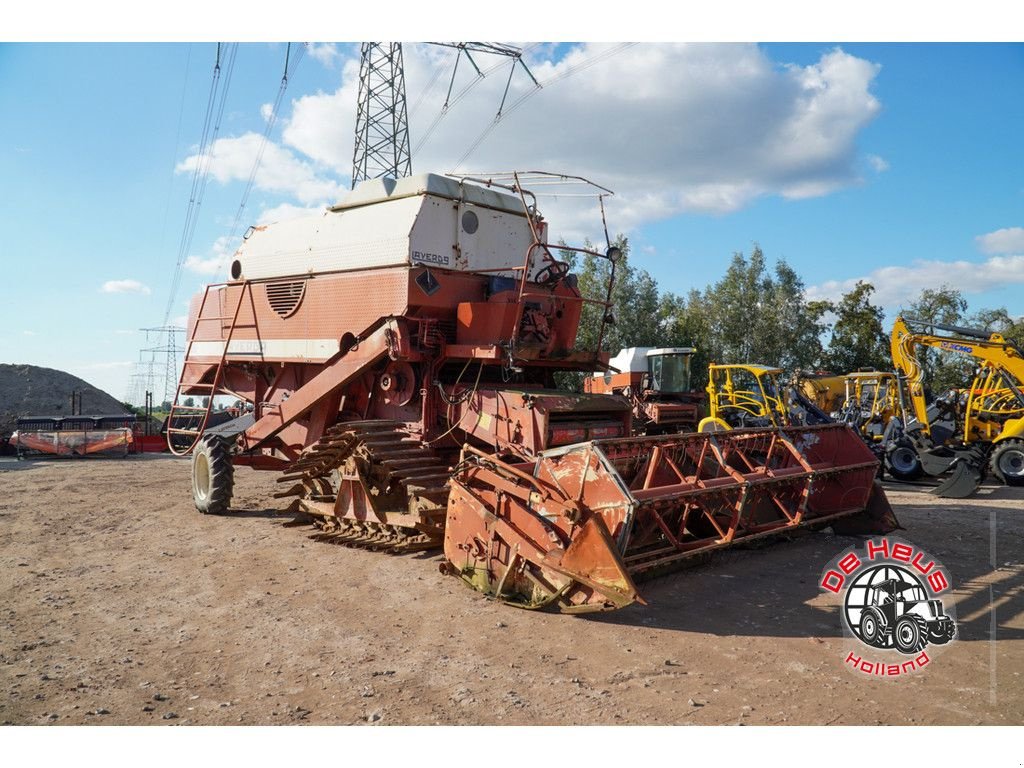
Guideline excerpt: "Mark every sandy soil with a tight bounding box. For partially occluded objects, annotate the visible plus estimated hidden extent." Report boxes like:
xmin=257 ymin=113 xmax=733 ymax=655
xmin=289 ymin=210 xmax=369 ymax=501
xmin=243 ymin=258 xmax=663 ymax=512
xmin=1 ymin=455 xmax=1021 ymax=726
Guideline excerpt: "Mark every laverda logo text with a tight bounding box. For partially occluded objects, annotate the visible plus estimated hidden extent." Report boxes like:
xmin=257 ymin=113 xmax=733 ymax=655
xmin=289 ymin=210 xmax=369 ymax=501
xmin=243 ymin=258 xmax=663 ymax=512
xmin=412 ymin=250 xmax=449 ymax=266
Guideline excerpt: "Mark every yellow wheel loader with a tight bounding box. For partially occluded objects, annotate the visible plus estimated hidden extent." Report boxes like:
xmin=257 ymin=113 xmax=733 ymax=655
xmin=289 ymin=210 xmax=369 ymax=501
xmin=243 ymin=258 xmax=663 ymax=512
xmin=698 ymin=363 xmax=832 ymax=433
xmin=824 ymin=370 xmax=925 ymax=481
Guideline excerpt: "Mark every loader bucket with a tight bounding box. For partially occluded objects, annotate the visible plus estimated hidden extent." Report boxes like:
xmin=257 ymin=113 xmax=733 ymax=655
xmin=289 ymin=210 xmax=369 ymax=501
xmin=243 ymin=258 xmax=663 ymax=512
xmin=443 ymin=424 xmax=898 ymax=613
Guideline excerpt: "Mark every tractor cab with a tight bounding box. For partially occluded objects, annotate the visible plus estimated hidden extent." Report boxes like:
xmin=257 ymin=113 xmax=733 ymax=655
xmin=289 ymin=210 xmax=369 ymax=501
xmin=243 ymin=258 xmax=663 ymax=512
xmin=870 ymin=578 xmax=928 ymax=607
xmin=700 ymin=363 xmax=788 ymax=431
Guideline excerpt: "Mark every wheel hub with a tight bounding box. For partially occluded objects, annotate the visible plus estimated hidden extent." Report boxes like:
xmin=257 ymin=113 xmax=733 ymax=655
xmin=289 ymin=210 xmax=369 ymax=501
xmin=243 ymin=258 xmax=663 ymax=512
xmin=194 ymin=453 xmax=211 ymax=501
xmin=998 ymin=448 xmax=1024 ymax=478
xmin=890 ymin=447 xmax=918 ymax=474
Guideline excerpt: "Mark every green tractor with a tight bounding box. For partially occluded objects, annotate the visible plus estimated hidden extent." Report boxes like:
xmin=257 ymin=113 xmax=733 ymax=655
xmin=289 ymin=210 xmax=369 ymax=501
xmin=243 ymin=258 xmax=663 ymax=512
xmin=858 ymin=577 xmax=956 ymax=653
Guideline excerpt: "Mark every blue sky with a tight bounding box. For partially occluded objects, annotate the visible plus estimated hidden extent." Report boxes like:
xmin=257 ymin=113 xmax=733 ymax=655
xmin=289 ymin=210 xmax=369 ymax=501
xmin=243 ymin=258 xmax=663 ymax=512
xmin=1 ymin=42 xmax=1022 ymax=403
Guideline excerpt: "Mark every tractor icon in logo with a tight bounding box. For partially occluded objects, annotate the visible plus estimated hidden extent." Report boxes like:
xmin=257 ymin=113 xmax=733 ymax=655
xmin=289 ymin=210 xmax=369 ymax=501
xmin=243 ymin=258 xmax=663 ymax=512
xmin=844 ymin=565 xmax=957 ymax=654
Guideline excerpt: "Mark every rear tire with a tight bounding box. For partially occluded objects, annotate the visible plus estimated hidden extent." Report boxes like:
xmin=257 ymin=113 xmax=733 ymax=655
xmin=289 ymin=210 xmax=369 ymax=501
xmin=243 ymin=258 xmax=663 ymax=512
xmin=859 ymin=609 xmax=884 ymax=647
xmin=989 ymin=439 xmax=1024 ymax=487
xmin=885 ymin=444 xmax=923 ymax=481
xmin=191 ymin=435 xmax=234 ymax=515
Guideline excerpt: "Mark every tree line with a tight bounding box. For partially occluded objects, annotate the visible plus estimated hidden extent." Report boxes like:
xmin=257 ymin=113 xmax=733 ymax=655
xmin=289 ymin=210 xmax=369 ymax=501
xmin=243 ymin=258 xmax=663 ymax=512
xmin=560 ymin=237 xmax=1024 ymax=394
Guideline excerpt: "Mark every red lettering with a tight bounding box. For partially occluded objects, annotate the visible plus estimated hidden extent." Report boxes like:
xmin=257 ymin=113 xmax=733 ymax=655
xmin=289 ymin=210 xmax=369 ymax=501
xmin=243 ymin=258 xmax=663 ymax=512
xmin=839 ymin=552 xmax=861 ymax=574
xmin=867 ymin=539 xmax=889 ymax=560
xmin=861 ymin=661 xmax=874 ymax=674
xmin=916 ymin=651 xmax=930 ymax=667
xmin=911 ymin=552 xmax=934 ymax=574
xmin=822 ymin=571 xmax=845 ymax=593
xmin=901 ymin=660 xmax=916 ymax=673
xmin=845 ymin=652 xmax=862 ymax=666
xmin=892 ymin=543 xmax=912 ymax=562
xmin=927 ymin=571 xmax=949 ymax=593
xmin=887 ymin=665 xmax=901 ymax=675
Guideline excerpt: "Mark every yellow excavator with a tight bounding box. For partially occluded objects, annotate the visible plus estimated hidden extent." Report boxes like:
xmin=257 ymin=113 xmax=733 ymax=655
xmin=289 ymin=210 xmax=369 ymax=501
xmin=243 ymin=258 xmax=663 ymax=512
xmin=889 ymin=316 xmax=1024 ymax=497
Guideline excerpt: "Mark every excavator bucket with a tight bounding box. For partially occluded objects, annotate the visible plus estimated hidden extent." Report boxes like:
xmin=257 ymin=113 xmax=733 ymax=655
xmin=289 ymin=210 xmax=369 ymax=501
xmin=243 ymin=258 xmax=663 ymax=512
xmin=444 ymin=423 xmax=898 ymax=613
xmin=930 ymin=444 xmax=989 ymax=498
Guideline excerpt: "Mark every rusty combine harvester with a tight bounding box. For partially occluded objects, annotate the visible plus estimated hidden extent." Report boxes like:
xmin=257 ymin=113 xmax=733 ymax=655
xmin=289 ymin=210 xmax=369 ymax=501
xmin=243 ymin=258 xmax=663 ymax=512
xmin=172 ymin=171 xmax=896 ymax=613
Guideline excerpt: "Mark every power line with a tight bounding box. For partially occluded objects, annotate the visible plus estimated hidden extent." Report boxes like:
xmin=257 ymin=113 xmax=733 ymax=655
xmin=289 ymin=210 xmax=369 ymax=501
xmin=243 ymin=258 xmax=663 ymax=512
xmin=225 ymin=42 xmax=306 ymax=244
xmin=453 ymin=43 xmax=637 ymax=171
xmin=412 ymin=43 xmax=539 ymax=158
xmin=162 ymin=42 xmax=239 ymax=327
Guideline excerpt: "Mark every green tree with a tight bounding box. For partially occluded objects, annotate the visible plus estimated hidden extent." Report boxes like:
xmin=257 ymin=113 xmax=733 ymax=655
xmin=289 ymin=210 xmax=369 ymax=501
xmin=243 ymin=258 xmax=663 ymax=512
xmin=821 ymin=281 xmax=890 ymax=373
xmin=688 ymin=245 xmax=825 ymax=371
xmin=556 ymin=235 xmax=661 ymax=389
xmin=766 ymin=260 xmax=827 ymax=371
xmin=702 ymin=248 xmax=769 ymax=364
xmin=659 ymin=288 xmax=712 ymax=389
xmin=903 ymin=285 xmax=972 ymax=395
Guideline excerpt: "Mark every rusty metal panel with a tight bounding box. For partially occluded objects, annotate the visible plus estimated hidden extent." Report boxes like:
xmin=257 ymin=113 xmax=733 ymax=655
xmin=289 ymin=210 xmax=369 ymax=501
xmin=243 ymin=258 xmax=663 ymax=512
xmin=185 ymin=269 xmax=411 ymax=363
xmin=444 ymin=424 xmax=897 ymax=613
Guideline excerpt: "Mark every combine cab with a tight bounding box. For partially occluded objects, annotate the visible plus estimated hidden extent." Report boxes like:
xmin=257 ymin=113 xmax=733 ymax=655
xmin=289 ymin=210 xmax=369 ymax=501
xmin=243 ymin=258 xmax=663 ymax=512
xmin=172 ymin=171 xmax=897 ymax=613
xmin=585 ymin=347 xmax=704 ymax=434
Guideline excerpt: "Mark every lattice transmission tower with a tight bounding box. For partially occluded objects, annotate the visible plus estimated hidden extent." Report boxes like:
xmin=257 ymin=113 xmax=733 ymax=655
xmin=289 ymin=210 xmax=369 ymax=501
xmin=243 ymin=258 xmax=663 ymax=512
xmin=351 ymin=43 xmax=412 ymax=186
xmin=140 ymin=326 xmax=185 ymax=406
xmin=350 ymin=42 xmax=536 ymax=188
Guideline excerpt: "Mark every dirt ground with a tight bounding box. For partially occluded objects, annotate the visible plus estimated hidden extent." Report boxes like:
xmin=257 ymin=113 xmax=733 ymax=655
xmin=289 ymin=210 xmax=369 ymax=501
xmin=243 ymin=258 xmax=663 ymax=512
xmin=1 ymin=454 xmax=1021 ymax=726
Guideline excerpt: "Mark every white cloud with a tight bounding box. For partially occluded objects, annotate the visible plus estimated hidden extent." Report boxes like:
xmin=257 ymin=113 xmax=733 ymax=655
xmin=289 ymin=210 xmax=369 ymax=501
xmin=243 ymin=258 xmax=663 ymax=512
xmin=270 ymin=43 xmax=882 ymax=236
xmin=279 ymin=57 xmax=361 ymax=175
xmin=258 ymin=202 xmax=324 ymax=225
xmin=22 ymin=330 xmax=37 ymax=336
xmin=184 ymin=235 xmax=235 ymax=276
xmin=307 ymin=43 xmax=342 ymax=68
xmin=176 ymin=132 xmax=345 ymax=205
xmin=807 ymin=254 xmax=1024 ymax=309
xmin=976 ymin=227 xmax=1024 ymax=255
xmin=101 ymin=279 xmax=151 ymax=295
xmin=867 ymin=154 xmax=890 ymax=172
xmin=181 ymin=43 xmax=887 ymax=269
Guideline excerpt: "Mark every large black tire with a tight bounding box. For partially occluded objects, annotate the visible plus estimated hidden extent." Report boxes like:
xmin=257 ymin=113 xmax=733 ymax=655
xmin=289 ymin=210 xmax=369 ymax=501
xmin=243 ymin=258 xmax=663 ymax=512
xmin=893 ymin=615 xmax=928 ymax=654
xmin=859 ymin=609 xmax=885 ymax=647
xmin=191 ymin=435 xmax=234 ymax=515
xmin=989 ymin=439 xmax=1024 ymax=487
xmin=928 ymin=622 xmax=956 ymax=645
xmin=885 ymin=444 xmax=924 ymax=481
